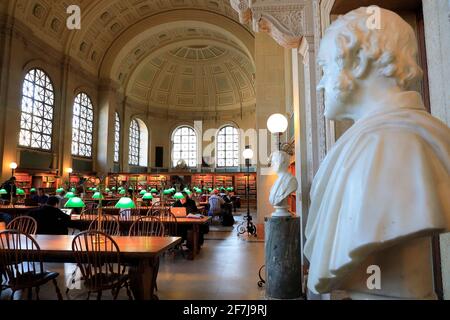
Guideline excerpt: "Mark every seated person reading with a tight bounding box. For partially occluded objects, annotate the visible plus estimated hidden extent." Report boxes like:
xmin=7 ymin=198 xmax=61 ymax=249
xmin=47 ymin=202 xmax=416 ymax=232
xmin=208 ymin=189 xmax=225 ymax=217
xmin=173 ymin=191 xmax=209 ymax=246
xmin=28 ymin=196 xmax=71 ymax=235
xmin=173 ymin=191 xmax=198 ymax=214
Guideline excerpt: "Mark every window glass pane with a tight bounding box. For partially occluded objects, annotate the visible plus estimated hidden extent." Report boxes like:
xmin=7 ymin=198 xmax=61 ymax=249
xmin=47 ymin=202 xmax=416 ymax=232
xmin=171 ymin=126 xmax=197 ymax=167
xmin=71 ymin=92 xmax=93 ymax=157
xmin=114 ymin=113 xmax=120 ymax=163
xmin=128 ymin=119 xmax=140 ymax=166
xmin=216 ymin=126 xmax=240 ymax=167
xmin=18 ymin=69 xmax=54 ymax=150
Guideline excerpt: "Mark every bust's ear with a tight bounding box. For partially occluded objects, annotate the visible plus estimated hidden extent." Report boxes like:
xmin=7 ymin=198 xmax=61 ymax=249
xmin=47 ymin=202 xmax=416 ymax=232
xmin=352 ymin=49 xmax=370 ymax=79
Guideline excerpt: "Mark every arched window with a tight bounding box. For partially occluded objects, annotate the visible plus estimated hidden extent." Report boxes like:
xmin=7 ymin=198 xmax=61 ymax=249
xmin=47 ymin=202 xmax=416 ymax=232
xmin=217 ymin=126 xmax=240 ymax=167
xmin=129 ymin=119 xmax=140 ymax=166
xmin=172 ymin=126 xmax=197 ymax=168
xmin=71 ymin=93 xmax=94 ymax=157
xmin=19 ymin=69 xmax=54 ymax=150
xmin=128 ymin=118 xmax=148 ymax=167
xmin=114 ymin=113 xmax=120 ymax=163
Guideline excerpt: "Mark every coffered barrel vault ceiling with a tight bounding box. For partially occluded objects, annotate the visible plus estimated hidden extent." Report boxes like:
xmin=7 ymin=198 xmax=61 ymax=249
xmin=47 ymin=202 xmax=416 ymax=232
xmin=7 ymin=0 xmax=255 ymax=115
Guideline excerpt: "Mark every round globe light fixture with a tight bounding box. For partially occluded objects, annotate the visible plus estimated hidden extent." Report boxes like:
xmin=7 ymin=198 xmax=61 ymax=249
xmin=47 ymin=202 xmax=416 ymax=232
xmin=267 ymin=113 xmax=288 ymax=134
xmin=243 ymin=148 xmax=254 ymax=160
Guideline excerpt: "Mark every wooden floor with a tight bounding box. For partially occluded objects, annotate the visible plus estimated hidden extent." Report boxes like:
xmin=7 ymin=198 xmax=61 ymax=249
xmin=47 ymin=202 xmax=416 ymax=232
xmin=1 ymin=212 xmax=266 ymax=300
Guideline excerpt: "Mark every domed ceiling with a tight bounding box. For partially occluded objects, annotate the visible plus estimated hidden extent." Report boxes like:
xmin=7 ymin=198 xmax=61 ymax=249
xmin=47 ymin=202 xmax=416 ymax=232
xmin=114 ymin=25 xmax=255 ymax=114
xmin=127 ymin=43 xmax=255 ymax=113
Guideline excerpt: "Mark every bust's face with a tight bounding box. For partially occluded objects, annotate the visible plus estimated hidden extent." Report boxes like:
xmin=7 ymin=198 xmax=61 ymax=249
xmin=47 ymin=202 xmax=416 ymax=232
xmin=317 ymin=32 xmax=354 ymax=121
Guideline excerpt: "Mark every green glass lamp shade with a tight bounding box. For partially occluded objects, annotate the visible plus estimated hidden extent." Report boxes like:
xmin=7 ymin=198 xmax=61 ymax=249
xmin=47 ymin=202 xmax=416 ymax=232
xmin=173 ymin=192 xmax=184 ymax=200
xmin=115 ymin=197 xmax=136 ymax=209
xmin=105 ymin=188 xmax=110 ymax=193
xmin=142 ymin=193 xmax=153 ymax=200
xmin=208 ymin=188 xmax=213 ymax=192
xmin=119 ymin=189 xmax=126 ymax=195
xmin=150 ymin=188 xmax=158 ymax=193
xmin=170 ymin=188 xmax=176 ymax=192
xmin=70 ymin=188 xmax=76 ymax=193
xmin=16 ymin=189 xmax=26 ymax=196
xmin=226 ymin=187 xmax=234 ymax=192
xmin=163 ymin=189 xmax=172 ymax=195
xmin=0 ymin=189 xmax=7 ymax=195
xmin=140 ymin=190 xmax=147 ymax=195
xmin=65 ymin=197 xmax=86 ymax=208
xmin=56 ymin=188 xmax=64 ymax=193
xmin=65 ymin=192 xmax=75 ymax=199
xmin=92 ymin=192 xmax=104 ymax=200
xmin=30 ymin=188 xmax=37 ymax=193
xmin=112 ymin=187 xmax=116 ymax=191
xmin=92 ymin=188 xmax=97 ymax=192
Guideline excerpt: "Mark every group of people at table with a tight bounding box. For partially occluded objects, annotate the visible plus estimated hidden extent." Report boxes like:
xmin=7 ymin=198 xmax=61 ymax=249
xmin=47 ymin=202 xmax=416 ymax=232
xmin=0 ymin=176 xmax=238 ymax=241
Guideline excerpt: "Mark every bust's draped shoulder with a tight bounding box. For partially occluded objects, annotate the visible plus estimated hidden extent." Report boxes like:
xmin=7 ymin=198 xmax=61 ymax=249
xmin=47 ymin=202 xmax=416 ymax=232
xmin=269 ymin=174 xmax=298 ymax=206
xmin=304 ymin=109 xmax=450 ymax=294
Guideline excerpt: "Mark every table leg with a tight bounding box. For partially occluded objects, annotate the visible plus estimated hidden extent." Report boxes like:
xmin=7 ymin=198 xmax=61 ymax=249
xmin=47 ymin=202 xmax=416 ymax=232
xmin=188 ymin=225 xmax=200 ymax=260
xmin=128 ymin=257 xmax=159 ymax=300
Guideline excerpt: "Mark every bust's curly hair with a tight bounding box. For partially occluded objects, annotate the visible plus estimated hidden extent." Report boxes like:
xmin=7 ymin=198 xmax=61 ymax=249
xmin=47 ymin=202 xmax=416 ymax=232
xmin=327 ymin=7 xmax=423 ymax=90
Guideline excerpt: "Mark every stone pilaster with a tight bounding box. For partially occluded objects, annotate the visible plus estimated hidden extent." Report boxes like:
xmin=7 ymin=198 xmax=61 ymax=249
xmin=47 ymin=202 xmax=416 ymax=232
xmin=96 ymin=79 xmax=120 ymax=175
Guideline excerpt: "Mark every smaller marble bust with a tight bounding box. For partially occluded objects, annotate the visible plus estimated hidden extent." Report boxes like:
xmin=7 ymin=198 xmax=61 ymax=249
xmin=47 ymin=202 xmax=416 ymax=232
xmin=269 ymin=151 xmax=298 ymax=217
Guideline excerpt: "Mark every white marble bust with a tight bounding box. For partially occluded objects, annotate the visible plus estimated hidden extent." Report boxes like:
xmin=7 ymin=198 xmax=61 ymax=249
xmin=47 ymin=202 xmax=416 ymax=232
xmin=304 ymin=7 xmax=450 ymax=299
xmin=269 ymin=150 xmax=298 ymax=217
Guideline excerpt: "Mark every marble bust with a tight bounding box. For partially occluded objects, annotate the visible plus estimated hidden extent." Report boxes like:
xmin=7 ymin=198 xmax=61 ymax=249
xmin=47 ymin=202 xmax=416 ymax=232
xmin=304 ymin=7 xmax=450 ymax=299
xmin=269 ymin=150 xmax=298 ymax=217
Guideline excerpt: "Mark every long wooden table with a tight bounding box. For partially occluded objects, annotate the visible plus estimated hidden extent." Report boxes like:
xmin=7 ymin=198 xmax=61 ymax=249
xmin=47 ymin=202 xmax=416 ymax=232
xmin=71 ymin=214 xmax=211 ymax=260
xmin=0 ymin=205 xmax=39 ymax=216
xmin=31 ymin=235 xmax=181 ymax=300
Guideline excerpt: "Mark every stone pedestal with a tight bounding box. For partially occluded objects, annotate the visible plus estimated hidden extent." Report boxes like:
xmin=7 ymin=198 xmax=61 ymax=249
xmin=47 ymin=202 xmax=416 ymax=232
xmin=265 ymin=216 xmax=302 ymax=299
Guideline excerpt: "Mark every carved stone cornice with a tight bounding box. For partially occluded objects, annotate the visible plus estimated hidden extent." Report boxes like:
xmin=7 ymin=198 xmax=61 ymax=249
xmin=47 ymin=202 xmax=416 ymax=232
xmin=230 ymin=0 xmax=252 ymax=24
xmin=230 ymin=1 xmax=312 ymax=49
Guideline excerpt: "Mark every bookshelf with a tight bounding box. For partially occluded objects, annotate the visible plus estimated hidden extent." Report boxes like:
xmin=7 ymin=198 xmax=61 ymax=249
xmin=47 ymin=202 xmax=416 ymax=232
xmin=147 ymin=174 xmax=169 ymax=189
xmin=214 ymin=174 xmax=234 ymax=188
xmin=235 ymin=173 xmax=257 ymax=207
xmin=15 ymin=173 xmax=32 ymax=190
xmin=192 ymin=174 xmax=214 ymax=189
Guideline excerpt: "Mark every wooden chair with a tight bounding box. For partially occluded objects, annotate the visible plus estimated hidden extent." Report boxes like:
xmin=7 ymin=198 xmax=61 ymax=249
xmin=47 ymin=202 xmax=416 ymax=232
xmin=0 ymin=230 xmax=63 ymax=300
xmin=128 ymin=216 xmax=164 ymax=237
xmin=151 ymin=210 xmax=177 ymax=237
xmin=67 ymin=214 xmax=120 ymax=294
xmin=118 ymin=208 xmax=143 ymax=221
xmin=7 ymin=216 xmax=37 ymax=235
xmin=88 ymin=215 xmax=120 ymax=236
xmin=128 ymin=216 xmax=164 ymax=291
xmin=71 ymin=230 xmax=132 ymax=300
xmin=152 ymin=211 xmax=185 ymax=258
xmin=149 ymin=201 xmax=162 ymax=215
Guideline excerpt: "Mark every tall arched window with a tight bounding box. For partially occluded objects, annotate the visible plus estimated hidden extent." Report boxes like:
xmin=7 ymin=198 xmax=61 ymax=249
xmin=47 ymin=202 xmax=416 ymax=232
xmin=71 ymin=93 xmax=94 ymax=157
xmin=19 ymin=69 xmax=54 ymax=150
xmin=129 ymin=119 xmax=140 ymax=166
xmin=128 ymin=118 xmax=148 ymax=167
xmin=172 ymin=126 xmax=197 ymax=168
xmin=217 ymin=126 xmax=240 ymax=167
xmin=114 ymin=113 xmax=120 ymax=163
